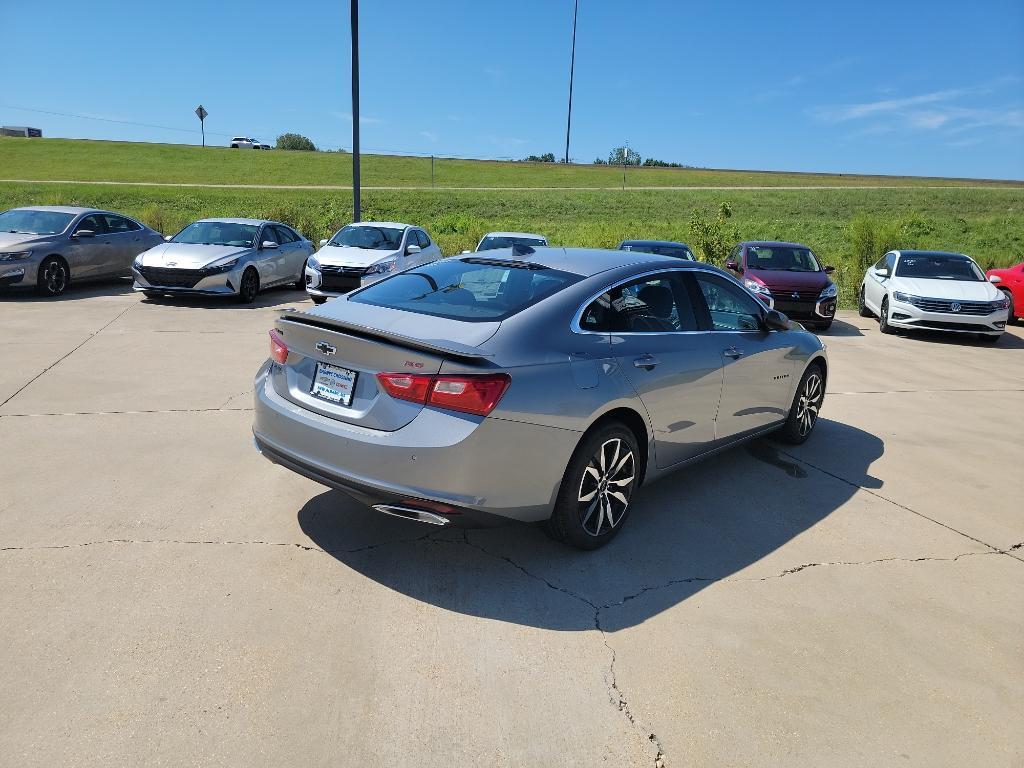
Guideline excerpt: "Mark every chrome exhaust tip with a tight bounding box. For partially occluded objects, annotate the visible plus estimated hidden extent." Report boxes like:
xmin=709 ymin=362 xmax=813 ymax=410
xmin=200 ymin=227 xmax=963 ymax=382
xmin=372 ymin=504 xmax=450 ymax=526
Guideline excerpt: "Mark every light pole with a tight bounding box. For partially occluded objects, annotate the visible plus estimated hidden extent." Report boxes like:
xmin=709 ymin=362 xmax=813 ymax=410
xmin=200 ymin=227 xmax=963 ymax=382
xmin=351 ymin=0 xmax=361 ymax=222
xmin=564 ymin=0 xmax=578 ymax=164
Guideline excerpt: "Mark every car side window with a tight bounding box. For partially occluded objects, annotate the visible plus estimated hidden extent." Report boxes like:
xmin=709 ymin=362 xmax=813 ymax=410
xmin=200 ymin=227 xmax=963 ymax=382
xmin=260 ymin=227 xmax=279 ymax=245
xmin=885 ymin=253 xmax=897 ymax=273
xmin=74 ymin=215 xmax=108 ymax=235
xmin=728 ymin=244 xmax=741 ymax=265
xmin=101 ymin=215 xmax=136 ymax=233
xmin=274 ymin=226 xmax=297 ymax=244
xmin=872 ymin=256 xmax=888 ymax=271
xmin=693 ymin=273 xmax=764 ymax=331
xmin=416 ymin=230 xmax=431 ymax=248
xmin=579 ymin=273 xmax=697 ymax=333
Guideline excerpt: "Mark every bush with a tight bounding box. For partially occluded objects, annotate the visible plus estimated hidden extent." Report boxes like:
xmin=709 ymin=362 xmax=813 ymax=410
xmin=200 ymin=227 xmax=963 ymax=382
xmin=275 ymin=133 xmax=317 ymax=151
xmin=523 ymin=153 xmax=555 ymax=163
xmin=847 ymin=215 xmax=905 ymax=271
xmin=689 ymin=202 xmax=738 ymax=265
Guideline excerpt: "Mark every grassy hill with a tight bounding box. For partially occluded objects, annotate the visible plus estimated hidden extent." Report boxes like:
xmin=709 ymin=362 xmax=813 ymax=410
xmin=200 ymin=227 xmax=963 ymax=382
xmin=2 ymin=137 xmax=1021 ymax=189
xmin=1 ymin=137 xmax=1021 ymax=309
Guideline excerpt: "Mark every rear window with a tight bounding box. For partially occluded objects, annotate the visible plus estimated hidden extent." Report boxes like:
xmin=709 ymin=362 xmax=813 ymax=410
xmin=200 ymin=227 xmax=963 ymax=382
xmin=349 ymin=258 xmax=582 ymax=322
xmin=478 ymin=236 xmax=547 ymax=251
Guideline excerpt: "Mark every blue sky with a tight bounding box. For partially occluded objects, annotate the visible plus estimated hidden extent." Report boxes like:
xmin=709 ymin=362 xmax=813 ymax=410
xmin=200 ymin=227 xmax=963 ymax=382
xmin=2 ymin=0 xmax=1022 ymax=178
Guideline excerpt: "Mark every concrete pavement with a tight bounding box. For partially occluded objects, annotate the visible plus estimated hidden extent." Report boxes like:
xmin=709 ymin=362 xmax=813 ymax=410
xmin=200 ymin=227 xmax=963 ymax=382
xmin=1 ymin=284 xmax=1021 ymax=767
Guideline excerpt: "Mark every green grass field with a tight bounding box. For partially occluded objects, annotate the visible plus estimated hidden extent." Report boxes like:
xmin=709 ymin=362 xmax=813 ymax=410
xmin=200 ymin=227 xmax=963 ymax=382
xmin=1 ymin=137 xmax=1022 ymax=309
xmin=2 ymin=136 xmax=1022 ymax=189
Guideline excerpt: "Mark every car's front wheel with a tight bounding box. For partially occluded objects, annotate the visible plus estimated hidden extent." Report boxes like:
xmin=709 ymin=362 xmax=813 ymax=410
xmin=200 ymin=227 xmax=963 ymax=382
xmin=547 ymin=422 xmax=640 ymax=550
xmin=238 ymin=268 xmax=259 ymax=304
xmin=879 ymin=297 xmax=896 ymax=334
xmin=776 ymin=363 xmax=825 ymax=445
xmin=858 ymin=286 xmax=872 ymax=317
xmin=310 ymin=295 xmax=328 ymax=305
xmin=36 ymin=256 xmax=69 ymax=297
xmin=295 ymin=260 xmax=308 ymax=290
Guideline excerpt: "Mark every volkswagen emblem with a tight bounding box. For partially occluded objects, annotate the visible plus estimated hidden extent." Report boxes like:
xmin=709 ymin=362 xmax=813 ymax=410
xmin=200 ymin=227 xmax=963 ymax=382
xmin=315 ymin=341 xmax=336 ymax=356
xmin=950 ymin=302 xmax=962 ymax=313
xmin=791 ymin=291 xmax=800 ymax=299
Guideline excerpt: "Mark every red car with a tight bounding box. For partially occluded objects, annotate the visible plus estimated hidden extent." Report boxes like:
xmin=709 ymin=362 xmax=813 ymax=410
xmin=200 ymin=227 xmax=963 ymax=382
xmin=986 ymin=262 xmax=1023 ymax=324
xmin=725 ymin=241 xmax=837 ymax=330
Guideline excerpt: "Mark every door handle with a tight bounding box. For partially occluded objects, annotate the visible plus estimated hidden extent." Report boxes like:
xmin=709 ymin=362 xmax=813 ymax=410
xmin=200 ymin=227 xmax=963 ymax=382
xmin=724 ymin=346 xmax=744 ymax=359
xmin=633 ymin=354 xmax=660 ymax=370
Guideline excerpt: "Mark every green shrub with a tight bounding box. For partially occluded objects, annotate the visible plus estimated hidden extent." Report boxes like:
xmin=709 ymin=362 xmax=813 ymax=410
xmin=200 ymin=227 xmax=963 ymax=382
xmin=689 ymin=202 xmax=738 ymax=265
xmin=275 ymin=133 xmax=317 ymax=152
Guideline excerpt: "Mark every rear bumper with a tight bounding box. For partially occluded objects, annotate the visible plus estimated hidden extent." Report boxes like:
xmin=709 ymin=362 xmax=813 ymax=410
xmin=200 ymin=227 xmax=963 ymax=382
xmin=252 ymin=362 xmax=580 ymax=524
xmin=887 ymin=301 xmax=1007 ymax=334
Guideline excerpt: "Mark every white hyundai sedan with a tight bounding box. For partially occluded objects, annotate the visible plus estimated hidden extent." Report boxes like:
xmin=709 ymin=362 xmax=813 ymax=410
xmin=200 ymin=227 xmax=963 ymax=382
xmin=858 ymin=250 xmax=1009 ymax=342
xmin=305 ymin=222 xmax=442 ymax=304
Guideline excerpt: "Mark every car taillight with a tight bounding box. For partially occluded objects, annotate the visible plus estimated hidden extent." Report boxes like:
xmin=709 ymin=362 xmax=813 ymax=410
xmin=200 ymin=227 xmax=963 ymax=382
xmin=268 ymin=329 xmax=288 ymax=364
xmin=376 ymin=372 xmax=511 ymax=417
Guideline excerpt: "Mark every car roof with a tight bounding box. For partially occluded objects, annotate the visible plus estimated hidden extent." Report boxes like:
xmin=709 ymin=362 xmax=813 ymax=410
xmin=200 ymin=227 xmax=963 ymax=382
xmin=13 ymin=205 xmax=98 ymax=215
xmin=893 ymin=249 xmax=970 ymax=258
xmin=465 ymin=246 xmax=692 ymax=278
xmin=740 ymin=240 xmax=811 ymax=249
xmin=350 ymin=221 xmax=411 ymax=230
xmin=481 ymin=231 xmax=547 ymax=240
xmin=619 ymin=239 xmax=691 ymax=248
xmin=197 ymin=217 xmax=275 ymax=226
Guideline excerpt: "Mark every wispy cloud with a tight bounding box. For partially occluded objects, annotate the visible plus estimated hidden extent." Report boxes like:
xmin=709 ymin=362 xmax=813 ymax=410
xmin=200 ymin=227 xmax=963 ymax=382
xmin=810 ymin=80 xmax=1024 ymax=138
xmin=420 ymin=130 xmax=439 ymax=143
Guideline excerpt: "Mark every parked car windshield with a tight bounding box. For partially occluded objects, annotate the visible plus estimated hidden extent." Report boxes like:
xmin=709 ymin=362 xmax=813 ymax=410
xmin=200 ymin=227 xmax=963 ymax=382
xmin=896 ymin=255 xmax=985 ymax=281
xmin=330 ymin=225 xmax=404 ymax=250
xmin=620 ymin=243 xmax=694 ymax=260
xmin=478 ymin=236 xmax=547 ymax=251
xmin=172 ymin=221 xmax=259 ymax=247
xmin=349 ymin=257 xmax=583 ymax=321
xmin=0 ymin=209 xmax=75 ymax=235
xmin=747 ymin=245 xmax=822 ymax=272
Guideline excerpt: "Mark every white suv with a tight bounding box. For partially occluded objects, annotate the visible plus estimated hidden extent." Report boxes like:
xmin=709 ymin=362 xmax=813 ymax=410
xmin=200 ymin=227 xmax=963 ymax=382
xmin=859 ymin=250 xmax=1009 ymax=342
xmin=230 ymin=137 xmax=262 ymax=149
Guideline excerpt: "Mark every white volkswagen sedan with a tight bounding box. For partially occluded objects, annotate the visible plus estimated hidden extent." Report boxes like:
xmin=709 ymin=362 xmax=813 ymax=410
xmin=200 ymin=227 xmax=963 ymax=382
xmin=305 ymin=222 xmax=441 ymax=304
xmin=858 ymin=250 xmax=1009 ymax=342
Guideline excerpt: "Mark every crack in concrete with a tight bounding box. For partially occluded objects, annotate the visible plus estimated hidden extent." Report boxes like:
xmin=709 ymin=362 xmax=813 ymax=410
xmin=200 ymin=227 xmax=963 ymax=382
xmin=0 ymin=301 xmax=136 ymax=409
xmin=0 ymin=531 xmax=437 ymax=556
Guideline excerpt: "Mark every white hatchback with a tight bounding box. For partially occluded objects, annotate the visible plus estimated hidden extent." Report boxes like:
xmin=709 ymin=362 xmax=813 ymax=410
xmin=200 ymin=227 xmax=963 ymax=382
xmin=305 ymin=222 xmax=442 ymax=304
xmin=858 ymin=250 xmax=1009 ymax=341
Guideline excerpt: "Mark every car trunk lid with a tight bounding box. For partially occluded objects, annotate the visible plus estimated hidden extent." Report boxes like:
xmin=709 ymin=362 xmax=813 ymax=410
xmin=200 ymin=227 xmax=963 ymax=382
xmin=269 ymin=305 xmax=499 ymax=431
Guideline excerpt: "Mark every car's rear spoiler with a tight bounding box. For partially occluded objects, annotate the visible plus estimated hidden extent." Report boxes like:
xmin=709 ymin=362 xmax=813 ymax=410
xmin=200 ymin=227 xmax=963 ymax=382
xmin=278 ymin=309 xmax=494 ymax=360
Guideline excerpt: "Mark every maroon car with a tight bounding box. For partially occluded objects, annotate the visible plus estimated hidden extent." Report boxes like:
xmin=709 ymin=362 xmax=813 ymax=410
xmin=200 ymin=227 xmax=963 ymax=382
xmin=725 ymin=241 xmax=837 ymax=330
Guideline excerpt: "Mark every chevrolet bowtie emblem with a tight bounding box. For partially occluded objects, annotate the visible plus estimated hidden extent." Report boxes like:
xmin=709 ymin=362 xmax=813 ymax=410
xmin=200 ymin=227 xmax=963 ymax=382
xmin=315 ymin=341 xmax=336 ymax=356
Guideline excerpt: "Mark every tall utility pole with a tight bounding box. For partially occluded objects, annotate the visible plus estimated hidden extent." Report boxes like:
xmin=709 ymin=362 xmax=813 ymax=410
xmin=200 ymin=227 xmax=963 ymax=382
xmin=350 ymin=0 xmax=361 ymax=222
xmin=564 ymin=0 xmax=579 ymax=164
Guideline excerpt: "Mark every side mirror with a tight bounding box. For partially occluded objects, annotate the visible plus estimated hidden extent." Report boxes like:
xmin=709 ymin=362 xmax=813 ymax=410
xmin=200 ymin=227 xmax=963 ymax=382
xmin=261 ymin=241 xmax=278 ymax=249
xmin=823 ymin=265 xmax=835 ymax=274
xmin=724 ymin=259 xmax=739 ymax=271
xmin=73 ymin=229 xmax=95 ymax=238
xmin=405 ymin=244 xmax=422 ymax=256
xmin=876 ymin=268 xmax=890 ymax=278
xmin=319 ymin=239 xmax=329 ymax=248
xmin=460 ymin=250 xmax=472 ymax=255
xmin=764 ymin=309 xmax=790 ymax=331
xmin=163 ymin=235 xmax=173 ymax=241
xmin=989 ymin=275 xmax=1002 ymax=284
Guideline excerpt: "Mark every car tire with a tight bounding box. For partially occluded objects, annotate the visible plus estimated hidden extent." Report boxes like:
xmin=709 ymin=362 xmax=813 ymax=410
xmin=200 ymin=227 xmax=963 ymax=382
xmin=231 ymin=144 xmax=238 ymax=149
xmin=238 ymin=268 xmax=259 ymax=304
xmin=879 ymin=297 xmax=896 ymax=334
xmin=1002 ymin=290 xmax=1017 ymax=325
xmin=310 ymin=295 xmax=327 ymax=305
xmin=857 ymin=286 xmax=872 ymax=317
xmin=295 ymin=260 xmax=308 ymax=291
xmin=36 ymin=256 xmax=70 ymax=297
xmin=775 ymin=363 xmax=825 ymax=445
xmin=977 ymin=333 xmax=1001 ymax=344
xmin=546 ymin=422 xmax=640 ymax=550
xmin=142 ymin=290 xmax=163 ymax=300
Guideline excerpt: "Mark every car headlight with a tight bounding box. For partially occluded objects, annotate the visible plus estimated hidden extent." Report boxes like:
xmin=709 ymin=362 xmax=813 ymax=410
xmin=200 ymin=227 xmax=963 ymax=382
xmin=307 ymin=255 xmax=320 ymax=270
xmin=892 ymin=291 xmax=918 ymax=305
xmin=819 ymin=283 xmax=838 ymax=299
xmin=205 ymin=257 xmax=240 ymax=274
xmin=132 ymin=255 xmax=145 ymax=270
xmin=743 ymin=278 xmax=771 ymax=296
xmin=991 ymin=295 xmax=1010 ymax=311
xmin=365 ymin=259 xmax=397 ymax=276
xmin=0 ymin=250 xmax=32 ymax=262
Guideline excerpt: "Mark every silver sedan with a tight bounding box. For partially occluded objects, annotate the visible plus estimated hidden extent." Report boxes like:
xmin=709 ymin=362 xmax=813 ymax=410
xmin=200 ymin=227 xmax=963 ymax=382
xmin=253 ymin=248 xmax=828 ymax=549
xmin=133 ymin=218 xmax=313 ymax=303
xmin=0 ymin=206 xmax=164 ymax=296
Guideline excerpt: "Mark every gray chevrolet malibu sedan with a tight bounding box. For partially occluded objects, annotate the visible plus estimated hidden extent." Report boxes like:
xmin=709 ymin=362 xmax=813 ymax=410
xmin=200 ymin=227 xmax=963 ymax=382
xmin=0 ymin=206 xmax=164 ymax=296
xmin=253 ymin=248 xmax=828 ymax=549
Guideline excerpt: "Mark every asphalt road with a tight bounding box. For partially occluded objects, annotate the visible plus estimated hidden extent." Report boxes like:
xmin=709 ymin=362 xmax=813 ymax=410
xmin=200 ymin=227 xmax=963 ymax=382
xmin=1 ymin=284 xmax=1021 ymax=767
